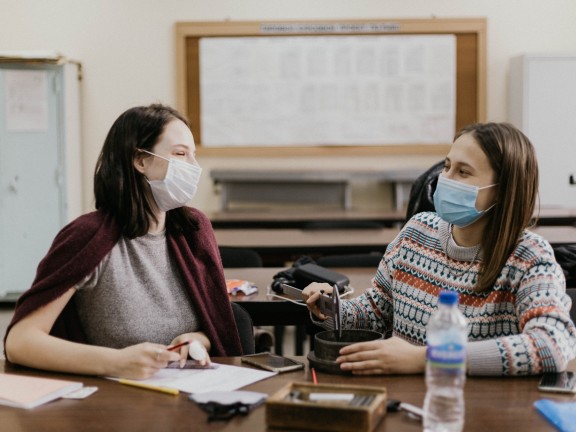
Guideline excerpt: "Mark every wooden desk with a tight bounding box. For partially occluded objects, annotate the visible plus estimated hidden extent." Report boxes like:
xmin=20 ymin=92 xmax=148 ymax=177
xmin=532 ymin=226 xmax=576 ymax=245
xmin=210 ymin=208 xmax=407 ymax=229
xmin=227 ymin=267 xmax=373 ymax=327
xmin=216 ymin=226 xmax=576 ymax=265
xmin=216 ymin=226 xmax=576 ymax=249
xmin=536 ymin=207 xmax=576 ymax=226
xmin=210 ymin=207 xmax=576 ymax=230
xmin=227 ymin=267 xmax=374 ymax=356
xmin=2 ymin=358 xmax=573 ymax=431
xmin=215 ymin=227 xmax=400 ymax=266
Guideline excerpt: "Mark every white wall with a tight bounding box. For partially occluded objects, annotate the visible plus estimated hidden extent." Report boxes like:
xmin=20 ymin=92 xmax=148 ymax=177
xmin=1 ymin=0 xmax=575 ymax=214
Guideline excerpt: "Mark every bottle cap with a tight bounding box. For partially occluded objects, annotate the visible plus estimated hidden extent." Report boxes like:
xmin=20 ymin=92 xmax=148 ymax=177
xmin=438 ymin=290 xmax=459 ymax=305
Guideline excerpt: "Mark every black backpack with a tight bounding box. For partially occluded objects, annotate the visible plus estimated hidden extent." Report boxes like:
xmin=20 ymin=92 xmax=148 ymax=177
xmin=405 ymin=160 xmax=444 ymax=222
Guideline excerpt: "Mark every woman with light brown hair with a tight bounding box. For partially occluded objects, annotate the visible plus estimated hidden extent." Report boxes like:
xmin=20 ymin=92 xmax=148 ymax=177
xmin=304 ymin=122 xmax=576 ymax=376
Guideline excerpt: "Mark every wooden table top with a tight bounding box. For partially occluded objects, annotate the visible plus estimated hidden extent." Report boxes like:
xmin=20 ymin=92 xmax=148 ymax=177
xmin=226 ymin=267 xmax=372 ymax=326
xmin=210 ymin=208 xmax=408 ymax=228
xmin=226 ymin=267 xmax=373 ymax=301
xmin=210 ymin=207 xmax=576 ymax=228
xmin=2 ymin=358 xmax=573 ymax=432
xmin=215 ymin=227 xmax=401 ymax=251
xmin=215 ymin=225 xmax=576 ymax=251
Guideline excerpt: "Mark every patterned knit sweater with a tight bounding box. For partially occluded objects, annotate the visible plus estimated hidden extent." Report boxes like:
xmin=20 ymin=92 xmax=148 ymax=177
xmin=332 ymin=212 xmax=576 ymax=376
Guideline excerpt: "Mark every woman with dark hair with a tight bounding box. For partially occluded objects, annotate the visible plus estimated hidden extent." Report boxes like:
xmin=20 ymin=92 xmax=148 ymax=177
xmin=304 ymin=122 xmax=576 ymax=376
xmin=4 ymin=104 xmax=242 ymax=379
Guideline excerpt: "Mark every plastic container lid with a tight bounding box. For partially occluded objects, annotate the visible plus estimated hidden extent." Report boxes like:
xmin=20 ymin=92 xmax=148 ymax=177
xmin=438 ymin=290 xmax=459 ymax=305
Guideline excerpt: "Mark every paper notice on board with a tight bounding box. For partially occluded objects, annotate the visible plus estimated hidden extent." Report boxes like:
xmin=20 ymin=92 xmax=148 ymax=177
xmin=5 ymin=69 xmax=49 ymax=131
xmin=199 ymin=35 xmax=456 ymax=147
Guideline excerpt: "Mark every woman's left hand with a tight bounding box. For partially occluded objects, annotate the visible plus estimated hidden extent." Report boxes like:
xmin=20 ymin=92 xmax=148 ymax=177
xmin=169 ymin=332 xmax=211 ymax=368
xmin=336 ymin=336 xmax=426 ymax=375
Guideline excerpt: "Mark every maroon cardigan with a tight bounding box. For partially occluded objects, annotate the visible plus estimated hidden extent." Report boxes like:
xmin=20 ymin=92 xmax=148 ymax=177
xmin=4 ymin=209 xmax=242 ymax=357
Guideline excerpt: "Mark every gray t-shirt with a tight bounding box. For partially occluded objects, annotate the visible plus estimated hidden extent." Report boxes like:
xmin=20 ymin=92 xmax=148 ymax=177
xmin=74 ymin=231 xmax=200 ymax=349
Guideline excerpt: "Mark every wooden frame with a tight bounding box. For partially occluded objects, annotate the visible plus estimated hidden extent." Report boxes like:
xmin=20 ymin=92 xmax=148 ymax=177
xmin=175 ymin=18 xmax=486 ymax=157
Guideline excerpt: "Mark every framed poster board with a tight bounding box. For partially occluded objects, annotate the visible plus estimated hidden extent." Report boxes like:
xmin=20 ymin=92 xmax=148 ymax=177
xmin=175 ymin=18 xmax=486 ymax=156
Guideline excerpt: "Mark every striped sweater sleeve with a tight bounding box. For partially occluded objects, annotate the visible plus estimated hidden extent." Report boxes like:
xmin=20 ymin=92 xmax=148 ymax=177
xmin=468 ymin=244 xmax=576 ymax=376
xmin=336 ymin=232 xmax=402 ymax=336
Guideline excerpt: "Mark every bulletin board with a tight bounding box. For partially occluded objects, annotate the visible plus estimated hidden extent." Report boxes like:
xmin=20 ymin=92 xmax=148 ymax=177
xmin=175 ymin=18 xmax=486 ymax=156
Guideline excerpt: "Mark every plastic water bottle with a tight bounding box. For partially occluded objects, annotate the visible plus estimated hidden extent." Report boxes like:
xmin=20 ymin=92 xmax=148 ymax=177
xmin=423 ymin=291 xmax=468 ymax=432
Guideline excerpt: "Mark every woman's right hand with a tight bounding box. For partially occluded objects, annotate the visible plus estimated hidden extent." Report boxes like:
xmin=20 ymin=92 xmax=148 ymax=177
xmin=113 ymin=342 xmax=180 ymax=379
xmin=301 ymin=282 xmax=334 ymax=320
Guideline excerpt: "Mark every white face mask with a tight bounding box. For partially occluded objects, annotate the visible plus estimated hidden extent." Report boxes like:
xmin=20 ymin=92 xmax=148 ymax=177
xmin=139 ymin=149 xmax=202 ymax=211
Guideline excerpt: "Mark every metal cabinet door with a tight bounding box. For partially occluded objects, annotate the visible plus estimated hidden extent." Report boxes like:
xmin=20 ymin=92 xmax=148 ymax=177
xmin=0 ymin=65 xmax=65 ymax=300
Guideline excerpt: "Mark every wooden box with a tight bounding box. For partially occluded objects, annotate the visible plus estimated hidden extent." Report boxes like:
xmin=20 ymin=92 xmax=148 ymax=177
xmin=265 ymin=381 xmax=387 ymax=432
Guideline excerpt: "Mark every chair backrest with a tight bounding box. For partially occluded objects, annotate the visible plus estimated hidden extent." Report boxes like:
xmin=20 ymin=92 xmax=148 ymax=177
xmin=316 ymin=253 xmax=383 ymax=268
xmin=303 ymin=221 xmax=385 ymax=230
xmin=405 ymin=160 xmax=444 ymax=222
xmin=566 ymin=288 xmax=576 ymax=324
xmin=554 ymin=246 xmax=576 ymax=288
xmin=230 ymin=302 xmax=255 ymax=355
xmin=219 ymin=247 xmax=263 ymax=268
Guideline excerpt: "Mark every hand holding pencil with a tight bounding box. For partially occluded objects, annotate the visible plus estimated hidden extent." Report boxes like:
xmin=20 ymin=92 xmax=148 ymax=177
xmin=166 ymin=334 xmax=211 ymax=368
xmin=112 ymin=343 xmax=180 ymax=380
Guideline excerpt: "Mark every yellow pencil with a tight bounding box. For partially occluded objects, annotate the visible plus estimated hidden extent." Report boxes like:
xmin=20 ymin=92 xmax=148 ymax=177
xmin=118 ymin=379 xmax=180 ymax=396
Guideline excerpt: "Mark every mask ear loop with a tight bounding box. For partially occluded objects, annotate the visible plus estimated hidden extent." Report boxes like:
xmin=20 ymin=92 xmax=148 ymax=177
xmin=476 ymin=183 xmax=498 ymax=215
xmin=137 ymin=148 xmax=171 ymax=162
xmin=478 ymin=183 xmax=498 ymax=190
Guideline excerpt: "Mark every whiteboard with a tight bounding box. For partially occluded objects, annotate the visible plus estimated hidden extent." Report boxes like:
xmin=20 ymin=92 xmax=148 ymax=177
xmin=199 ymin=35 xmax=456 ymax=147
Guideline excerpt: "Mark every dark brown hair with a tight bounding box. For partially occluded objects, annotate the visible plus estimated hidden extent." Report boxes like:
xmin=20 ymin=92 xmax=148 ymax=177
xmin=456 ymin=122 xmax=539 ymax=291
xmin=94 ymin=104 xmax=198 ymax=238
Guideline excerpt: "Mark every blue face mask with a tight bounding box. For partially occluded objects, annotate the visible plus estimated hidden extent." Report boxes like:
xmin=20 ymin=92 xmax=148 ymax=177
xmin=433 ymin=175 xmax=497 ymax=227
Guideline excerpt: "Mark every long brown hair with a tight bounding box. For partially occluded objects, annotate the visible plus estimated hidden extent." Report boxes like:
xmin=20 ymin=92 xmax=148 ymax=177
xmin=456 ymin=123 xmax=539 ymax=291
xmin=94 ymin=104 xmax=199 ymax=238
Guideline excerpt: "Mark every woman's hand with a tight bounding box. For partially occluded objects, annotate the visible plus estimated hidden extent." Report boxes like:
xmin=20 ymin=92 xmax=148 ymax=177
xmin=168 ymin=332 xmax=211 ymax=368
xmin=336 ymin=336 xmax=426 ymax=375
xmin=302 ymin=282 xmax=334 ymax=320
xmin=113 ymin=342 xmax=180 ymax=379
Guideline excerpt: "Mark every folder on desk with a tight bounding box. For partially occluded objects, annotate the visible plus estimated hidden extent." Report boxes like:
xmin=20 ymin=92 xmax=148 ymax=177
xmin=534 ymin=399 xmax=576 ymax=432
xmin=0 ymin=373 xmax=83 ymax=409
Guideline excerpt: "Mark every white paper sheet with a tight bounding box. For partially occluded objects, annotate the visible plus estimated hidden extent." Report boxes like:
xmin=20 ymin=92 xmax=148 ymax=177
xmin=111 ymin=363 xmax=277 ymax=394
xmin=199 ymin=35 xmax=456 ymax=147
xmin=5 ymin=69 xmax=49 ymax=131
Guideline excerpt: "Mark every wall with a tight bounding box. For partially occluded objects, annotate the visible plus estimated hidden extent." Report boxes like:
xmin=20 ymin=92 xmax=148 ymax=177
xmin=1 ymin=0 xmax=575 ymax=214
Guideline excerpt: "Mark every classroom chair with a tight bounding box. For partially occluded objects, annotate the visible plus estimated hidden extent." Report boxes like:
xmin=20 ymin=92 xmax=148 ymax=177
xmin=316 ymin=252 xmax=383 ymax=268
xmin=567 ymin=288 xmax=576 ymax=324
xmin=405 ymin=160 xmax=444 ymax=221
xmin=219 ymin=246 xmax=263 ymax=268
xmin=230 ymin=303 xmax=255 ymax=355
xmin=302 ymin=220 xmax=385 ymax=230
xmin=219 ymin=246 xmax=274 ymax=353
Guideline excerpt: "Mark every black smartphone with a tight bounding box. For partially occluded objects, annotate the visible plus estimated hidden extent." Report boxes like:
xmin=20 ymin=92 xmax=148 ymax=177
xmin=538 ymin=371 xmax=576 ymax=394
xmin=241 ymin=353 xmax=305 ymax=373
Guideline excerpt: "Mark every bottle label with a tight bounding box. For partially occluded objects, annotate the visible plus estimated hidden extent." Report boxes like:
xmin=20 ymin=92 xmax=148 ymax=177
xmin=427 ymin=343 xmax=466 ymax=369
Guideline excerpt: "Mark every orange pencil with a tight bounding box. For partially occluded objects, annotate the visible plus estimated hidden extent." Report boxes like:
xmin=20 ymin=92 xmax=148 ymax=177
xmin=311 ymin=368 xmax=318 ymax=385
